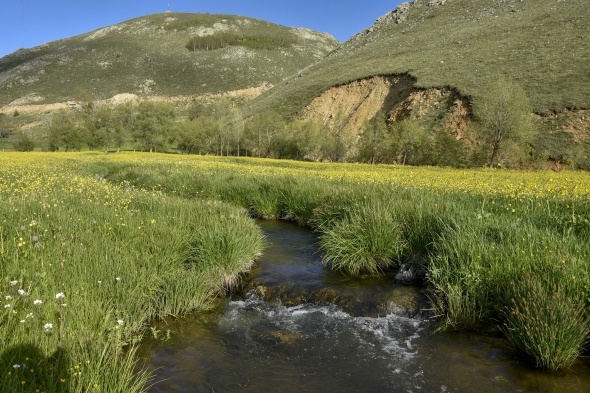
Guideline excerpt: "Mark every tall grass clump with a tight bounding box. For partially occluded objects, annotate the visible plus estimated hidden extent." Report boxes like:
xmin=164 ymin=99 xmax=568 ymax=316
xmin=502 ymin=271 xmax=589 ymax=371
xmin=427 ymin=214 xmax=590 ymax=331
xmin=186 ymin=206 xmax=264 ymax=290
xmin=320 ymin=199 xmax=408 ymax=275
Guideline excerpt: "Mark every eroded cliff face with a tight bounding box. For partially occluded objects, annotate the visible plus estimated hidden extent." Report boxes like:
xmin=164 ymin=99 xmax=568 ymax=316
xmin=299 ymin=74 xmax=589 ymax=167
xmin=300 ymin=74 xmax=470 ymax=138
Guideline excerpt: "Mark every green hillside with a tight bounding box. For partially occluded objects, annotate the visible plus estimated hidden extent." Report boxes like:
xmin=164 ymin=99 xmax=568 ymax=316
xmin=250 ymin=0 xmax=589 ymax=117
xmin=0 ymin=13 xmax=339 ymax=107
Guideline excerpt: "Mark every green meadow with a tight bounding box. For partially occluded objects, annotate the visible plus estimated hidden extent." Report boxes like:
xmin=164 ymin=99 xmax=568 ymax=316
xmin=1 ymin=152 xmax=590 ymax=391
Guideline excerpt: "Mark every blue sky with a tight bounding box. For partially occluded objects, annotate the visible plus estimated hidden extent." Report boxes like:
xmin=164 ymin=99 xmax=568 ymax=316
xmin=0 ymin=1 xmax=401 ymax=58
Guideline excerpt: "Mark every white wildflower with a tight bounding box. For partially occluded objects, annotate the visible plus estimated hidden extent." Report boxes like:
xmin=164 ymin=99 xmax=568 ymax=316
xmin=13 ymin=364 xmax=21 ymax=369
xmin=20 ymin=319 xmax=25 ymax=323
xmin=9 ymin=280 xmax=18 ymax=286
xmin=33 ymin=299 xmax=42 ymax=305
xmin=5 ymin=295 xmax=12 ymax=300
xmin=60 ymin=304 xmax=67 ymax=307
xmin=117 ymin=319 xmax=124 ymax=326
xmin=115 ymin=277 xmax=121 ymax=281
xmin=17 ymin=289 xmax=26 ymax=296
xmin=55 ymin=292 xmax=65 ymax=300
xmin=44 ymin=323 xmax=53 ymax=331
xmin=4 ymin=304 xmax=10 ymax=308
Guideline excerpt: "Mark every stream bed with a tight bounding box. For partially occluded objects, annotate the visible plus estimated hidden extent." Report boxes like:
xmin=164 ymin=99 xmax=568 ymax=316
xmin=138 ymin=220 xmax=590 ymax=393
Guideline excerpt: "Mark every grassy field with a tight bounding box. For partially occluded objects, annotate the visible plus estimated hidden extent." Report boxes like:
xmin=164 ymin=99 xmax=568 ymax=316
xmin=0 ymin=152 xmax=263 ymax=392
xmin=1 ymin=152 xmax=589 ymax=392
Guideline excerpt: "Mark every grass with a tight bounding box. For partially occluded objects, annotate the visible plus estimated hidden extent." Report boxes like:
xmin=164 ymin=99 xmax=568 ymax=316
xmin=0 ymin=153 xmax=263 ymax=392
xmin=502 ymin=271 xmax=589 ymax=371
xmin=85 ymin=152 xmax=590 ymax=370
xmin=2 ymin=151 xmax=590 ymax=384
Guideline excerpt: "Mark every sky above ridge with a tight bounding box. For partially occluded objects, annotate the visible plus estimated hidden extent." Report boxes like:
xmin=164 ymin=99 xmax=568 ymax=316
xmin=0 ymin=1 xmax=402 ymax=58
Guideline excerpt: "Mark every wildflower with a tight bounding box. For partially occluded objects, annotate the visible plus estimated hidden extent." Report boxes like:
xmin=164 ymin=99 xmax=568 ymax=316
xmin=117 ymin=319 xmax=124 ymax=326
xmin=20 ymin=320 xmax=25 ymax=323
xmin=55 ymin=292 xmax=65 ymax=300
xmin=17 ymin=289 xmax=26 ymax=296
xmin=10 ymin=280 xmax=18 ymax=286
xmin=13 ymin=364 xmax=21 ymax=368
xmin=44 ymin=323 xmax=53 ymax=331
xmin=5 ymin=295 xmax=13 ymax=300
xmin=115 ymin=277 xmax=121 ymax=281
xmin=4 ymin=304 xmax=10 ymax=308
xmin=26 ymin=313 xmax=33 ymax=319
xmin=33 ymin=299 xmax=42 ymax=305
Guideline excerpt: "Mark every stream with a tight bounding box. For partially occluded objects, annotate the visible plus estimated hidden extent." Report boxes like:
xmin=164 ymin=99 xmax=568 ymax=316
xmin=138 ymin=220 xmax=590 ymax=393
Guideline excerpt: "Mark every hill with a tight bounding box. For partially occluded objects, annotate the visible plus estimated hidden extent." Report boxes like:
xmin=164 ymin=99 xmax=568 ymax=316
xmin=0 ymin=13 xmax=339 ymax=108
xmin=247 ymin=0 xmax=589 ymax=166
xmin=251 ymin=0 xmax=589 ymax=115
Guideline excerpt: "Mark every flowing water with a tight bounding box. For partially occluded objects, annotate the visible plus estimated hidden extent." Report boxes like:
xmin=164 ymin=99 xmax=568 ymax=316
xmin=138 ymin=220 xmax=590 ymax=393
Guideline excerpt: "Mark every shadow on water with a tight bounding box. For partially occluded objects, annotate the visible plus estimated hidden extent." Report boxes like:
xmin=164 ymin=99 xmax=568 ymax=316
xmin=138 ymin=220 xmax=590 ymax=393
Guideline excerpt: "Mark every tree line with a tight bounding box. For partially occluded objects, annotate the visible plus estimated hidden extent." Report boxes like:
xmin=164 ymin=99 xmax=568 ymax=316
xmin=3 ymin=76 xmax=588 ymax=169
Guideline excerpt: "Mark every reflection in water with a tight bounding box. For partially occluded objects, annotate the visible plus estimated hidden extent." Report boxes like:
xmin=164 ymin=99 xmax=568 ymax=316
xmin=138 ymin=220 xmax=590 ymax=393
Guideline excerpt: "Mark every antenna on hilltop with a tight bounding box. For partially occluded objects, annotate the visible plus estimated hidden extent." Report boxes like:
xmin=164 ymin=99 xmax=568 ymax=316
xmin=166 ymin=1 xmax=171 ymax=13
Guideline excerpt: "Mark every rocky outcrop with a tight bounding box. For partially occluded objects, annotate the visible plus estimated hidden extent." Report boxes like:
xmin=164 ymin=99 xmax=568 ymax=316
xmin=376 ymin=2 xmax=413 ymax=25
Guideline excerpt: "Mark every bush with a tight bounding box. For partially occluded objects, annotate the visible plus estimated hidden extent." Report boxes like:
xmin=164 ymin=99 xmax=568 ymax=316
xmin=11 ymin=130 xmax=36 ymax=151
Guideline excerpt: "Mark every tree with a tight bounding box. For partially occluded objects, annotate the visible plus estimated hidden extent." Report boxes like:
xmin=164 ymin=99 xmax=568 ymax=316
xmin=132 ymin=102 xmax=176 ymax=152
xmin=357 ymin=111 xmax=390 ymax=164
xmin=0 ymin=113 xmax=13 ymax=140
xmin=244 ymin=110 xmax=285 ymax=158
xmin=390 ymin=119 xmax=430 ymax=165
xmin=85 ymin=106 xmax=112 ymax=151
xmin=46 ymin=109 xmax=84 ymax=151
xmin=176 ymin=116 xmax=220 ymax=155
xmin=323 ymin=109 xmax=352 ymax=162
xmin=473 ymin=75 xmax=535 ymax=168
xmin=11 ymin=130 xmax=36 ymax=151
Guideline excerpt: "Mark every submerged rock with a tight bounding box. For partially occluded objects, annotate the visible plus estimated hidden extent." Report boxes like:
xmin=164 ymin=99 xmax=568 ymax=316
xmin=240 ymin=276 xmax=432 ymax=319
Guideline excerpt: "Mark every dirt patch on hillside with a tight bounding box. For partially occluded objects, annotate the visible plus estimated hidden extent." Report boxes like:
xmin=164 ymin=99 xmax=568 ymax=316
xmin=301 ymin=74 xmax=470 ymax=137
xmin=301 ymin=75 xmax=417 ymax=130
xmin=538 ymin=109 xmax=590 ymax=142
xmin=0 ymin=84 xmax=270 ymax=115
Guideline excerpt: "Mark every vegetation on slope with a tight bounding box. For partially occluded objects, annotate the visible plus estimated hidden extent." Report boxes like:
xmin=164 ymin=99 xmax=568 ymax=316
xmin=249 ymin=0 xmax=590 ymax=117
xmin=0 ymin=13 xmax=339 ymax=106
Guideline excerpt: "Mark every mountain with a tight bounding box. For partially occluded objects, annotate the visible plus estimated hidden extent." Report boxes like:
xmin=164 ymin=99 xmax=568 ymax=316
xmin=247 ymin=0 xmax=589 ymax=165
xmin=0 ymin=13 xmax=339 ymax=108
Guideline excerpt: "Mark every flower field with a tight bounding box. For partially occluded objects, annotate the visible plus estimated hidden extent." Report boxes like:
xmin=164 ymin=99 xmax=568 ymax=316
xmin=0 ymin=152 xmax=263 ymax=392
xmin=1 ymin=151 xmax=589 ymax=390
